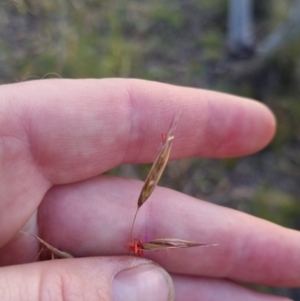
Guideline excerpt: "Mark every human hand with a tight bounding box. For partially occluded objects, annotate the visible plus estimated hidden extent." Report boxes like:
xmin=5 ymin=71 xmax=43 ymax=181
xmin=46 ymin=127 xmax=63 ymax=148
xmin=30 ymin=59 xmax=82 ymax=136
xmin=0 ymin=79 xmax=295 ymax=301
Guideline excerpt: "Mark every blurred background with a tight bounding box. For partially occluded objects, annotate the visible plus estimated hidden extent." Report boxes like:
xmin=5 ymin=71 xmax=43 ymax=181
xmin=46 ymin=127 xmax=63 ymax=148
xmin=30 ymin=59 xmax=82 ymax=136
xmin=1 ymin=0 xmax=300 ymax=298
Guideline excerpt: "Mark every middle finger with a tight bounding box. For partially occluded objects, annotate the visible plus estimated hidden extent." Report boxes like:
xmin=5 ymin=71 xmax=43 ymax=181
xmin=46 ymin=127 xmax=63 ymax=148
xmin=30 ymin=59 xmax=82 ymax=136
xmin=35 ymin=175 xmax=300 ymax=287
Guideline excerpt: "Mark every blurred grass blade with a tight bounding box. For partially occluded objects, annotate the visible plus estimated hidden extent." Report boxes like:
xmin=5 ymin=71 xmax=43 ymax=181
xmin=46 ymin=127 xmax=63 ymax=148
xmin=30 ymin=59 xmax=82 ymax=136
xmin=124 ymin=238 xmax=217 ymax=256
xmin=20 ymin=231 xmax=74 ymax=259
xmin=142 ymin=238 xmax=218 ymax=251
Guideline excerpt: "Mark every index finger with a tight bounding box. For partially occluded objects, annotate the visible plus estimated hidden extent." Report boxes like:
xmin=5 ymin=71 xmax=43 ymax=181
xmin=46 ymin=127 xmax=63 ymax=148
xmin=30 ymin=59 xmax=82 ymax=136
xmin=38 ymin=176 xmax=300 ymax=287
xmin=1 ymin=78 xmax=275 ymax=184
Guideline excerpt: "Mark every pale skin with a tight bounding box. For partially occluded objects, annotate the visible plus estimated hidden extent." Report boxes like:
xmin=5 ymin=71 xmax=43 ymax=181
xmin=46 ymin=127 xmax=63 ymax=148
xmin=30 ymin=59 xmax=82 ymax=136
xmin=0 ymin=78 xmax=296 ymax=301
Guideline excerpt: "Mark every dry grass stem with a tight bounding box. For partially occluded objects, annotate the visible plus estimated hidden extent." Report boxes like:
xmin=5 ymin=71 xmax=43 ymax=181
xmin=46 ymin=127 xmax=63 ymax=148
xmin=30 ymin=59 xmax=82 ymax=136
xmin=124 ymin=238 xmax=217 ymax=256
xmin=130 ymin=113 xmax=179 ymax=238
xmin=20 ymin=231 xmax=74 ymax=259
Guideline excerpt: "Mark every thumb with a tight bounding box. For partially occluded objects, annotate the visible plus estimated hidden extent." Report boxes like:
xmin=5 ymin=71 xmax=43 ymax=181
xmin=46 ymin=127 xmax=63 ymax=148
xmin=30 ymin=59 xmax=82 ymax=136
xmin=0 ymin=257 xmax=174 ymax=301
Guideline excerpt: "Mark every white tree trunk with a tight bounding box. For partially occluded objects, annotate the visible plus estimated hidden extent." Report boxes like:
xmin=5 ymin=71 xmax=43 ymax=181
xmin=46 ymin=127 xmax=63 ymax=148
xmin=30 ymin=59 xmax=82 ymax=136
xmin=227 ymin=0 xmax=254 ymax=57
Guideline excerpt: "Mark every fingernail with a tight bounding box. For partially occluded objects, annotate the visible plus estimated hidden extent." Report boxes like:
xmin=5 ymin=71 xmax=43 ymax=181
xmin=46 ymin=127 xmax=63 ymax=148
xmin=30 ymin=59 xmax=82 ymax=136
xmin=112 ymin=264 xmax=174 ymax=301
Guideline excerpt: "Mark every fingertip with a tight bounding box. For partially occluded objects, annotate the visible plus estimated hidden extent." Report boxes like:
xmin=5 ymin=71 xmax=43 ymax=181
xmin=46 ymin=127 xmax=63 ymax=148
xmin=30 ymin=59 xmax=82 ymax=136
xmin=201 ymin=94 xmax=277 ymax=157
xmin=112 ymin=263 xmax=174 ymax=301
